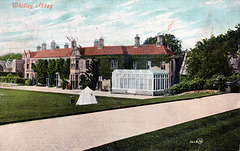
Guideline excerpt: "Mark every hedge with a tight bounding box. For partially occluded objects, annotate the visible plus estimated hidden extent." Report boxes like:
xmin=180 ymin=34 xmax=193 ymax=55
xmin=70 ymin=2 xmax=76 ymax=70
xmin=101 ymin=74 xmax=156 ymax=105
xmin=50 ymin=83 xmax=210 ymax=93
xmin=169 ymin=74 xmax=240 ymax=95
xmin=0 ymin=73 xmax=26 ymax=85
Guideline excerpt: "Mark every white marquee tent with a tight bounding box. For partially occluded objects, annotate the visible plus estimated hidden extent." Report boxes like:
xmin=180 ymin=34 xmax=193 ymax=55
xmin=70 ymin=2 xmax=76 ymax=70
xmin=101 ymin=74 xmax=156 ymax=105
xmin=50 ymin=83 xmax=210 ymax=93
xmin=76 ymin=87 xmax=98 ymax=105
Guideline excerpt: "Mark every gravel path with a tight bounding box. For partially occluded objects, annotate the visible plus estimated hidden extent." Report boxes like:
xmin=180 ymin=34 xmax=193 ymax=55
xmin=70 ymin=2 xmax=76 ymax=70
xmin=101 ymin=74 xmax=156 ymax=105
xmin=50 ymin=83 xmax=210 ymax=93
xmin=0 ymin=93 xmax=239 ymax=151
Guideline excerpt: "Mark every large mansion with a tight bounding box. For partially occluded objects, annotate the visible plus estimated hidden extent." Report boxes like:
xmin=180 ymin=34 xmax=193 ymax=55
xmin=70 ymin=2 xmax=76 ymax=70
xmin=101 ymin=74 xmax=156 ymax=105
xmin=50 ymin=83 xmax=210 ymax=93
xmin=8 ymin=35 xmax=179 ymax=92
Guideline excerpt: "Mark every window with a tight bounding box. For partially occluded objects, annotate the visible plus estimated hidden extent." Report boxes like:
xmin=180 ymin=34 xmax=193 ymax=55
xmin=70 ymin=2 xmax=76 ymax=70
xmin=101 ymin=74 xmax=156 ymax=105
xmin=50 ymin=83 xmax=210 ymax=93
xmin=27 ymin=63 xmax=29 ymax=69
xmin=27 ymin=74 xmax=29 ymax=78
xmin=133 ymin=62 xmax=138 ymax=69
xmin=75 ymin=74 xmax=78 ymax=89
xmin=55 ymin=74 xmax=59 ymax=87
xmin=76 ymin=60 xmax=79 ymax=69
xmin=161 ymin=62 xmax=165 ymax=70
xmin=86 ymin=60 xmax=90 ymax=68
xmin=71 ymin=61 xmax=74 ymax=69
xmin=146 ymin=61 xmax=151 ymax=69
xmin=111 ymin=60 xmax=118 ymax=69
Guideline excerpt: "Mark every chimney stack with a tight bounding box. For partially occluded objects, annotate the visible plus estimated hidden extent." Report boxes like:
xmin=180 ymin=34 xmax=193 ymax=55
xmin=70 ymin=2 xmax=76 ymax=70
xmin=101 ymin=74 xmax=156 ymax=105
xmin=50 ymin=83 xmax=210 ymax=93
xmin=36 ymin=45 xmax=41 ymax=51
xmin=134 ymin=34 xmax=140 ymax=48
xmin=156 ymin=34 xmax=164 ymax=47
xmin=98 ymin=37 xmax=104 ymax=49
xmin=42 ymin=42 xmax=47 ymax=50
xmin=51 ymin=40 xmax=56 ymax=51
xmin=94 ymin=39 xmax=99 ymax=47
xmin=64 ymin=43 xmax=69 ymax=48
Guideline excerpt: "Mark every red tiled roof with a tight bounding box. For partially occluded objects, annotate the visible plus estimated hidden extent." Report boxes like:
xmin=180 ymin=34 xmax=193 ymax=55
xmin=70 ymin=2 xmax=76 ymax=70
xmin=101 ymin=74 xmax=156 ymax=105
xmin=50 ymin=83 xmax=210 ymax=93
xmin=24 ymin=52 xmax=37 ymax=58
xmin=27 ymin=44 xmax=176 ymax=58
xmin=33 ymin=48 xmax=72 ymax=58
xmin=80 ymin=44 xmax=176 ymax=56
xmin=125 ymin=44 xmax=176 ymax=55
xmin=79 ymin=46 xmax=128 ymax=56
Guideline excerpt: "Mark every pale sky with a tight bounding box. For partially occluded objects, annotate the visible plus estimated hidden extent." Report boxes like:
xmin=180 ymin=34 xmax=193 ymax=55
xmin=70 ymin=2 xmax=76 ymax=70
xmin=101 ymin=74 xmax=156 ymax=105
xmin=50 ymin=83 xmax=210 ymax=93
xmin=0 ymin=0 xmax=239 ymax=55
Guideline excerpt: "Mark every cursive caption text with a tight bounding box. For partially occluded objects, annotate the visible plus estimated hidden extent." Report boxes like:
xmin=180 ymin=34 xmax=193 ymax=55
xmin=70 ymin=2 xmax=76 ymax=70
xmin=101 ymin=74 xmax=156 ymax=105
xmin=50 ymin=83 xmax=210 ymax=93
xmin=12 ymin=3 xmax=53 ymax=10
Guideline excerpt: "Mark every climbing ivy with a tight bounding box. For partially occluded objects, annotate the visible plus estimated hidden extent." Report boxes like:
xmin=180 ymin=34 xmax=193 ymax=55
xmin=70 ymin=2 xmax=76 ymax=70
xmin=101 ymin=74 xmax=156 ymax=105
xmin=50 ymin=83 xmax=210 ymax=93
xmin=81 ymin=54 xmax=172 ymax=79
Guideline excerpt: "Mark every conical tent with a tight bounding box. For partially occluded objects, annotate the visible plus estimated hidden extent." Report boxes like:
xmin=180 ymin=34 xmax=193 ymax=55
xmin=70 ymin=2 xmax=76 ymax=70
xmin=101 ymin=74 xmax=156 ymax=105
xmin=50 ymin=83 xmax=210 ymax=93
xmin=76 ymin=87 xmax=98 ymax=105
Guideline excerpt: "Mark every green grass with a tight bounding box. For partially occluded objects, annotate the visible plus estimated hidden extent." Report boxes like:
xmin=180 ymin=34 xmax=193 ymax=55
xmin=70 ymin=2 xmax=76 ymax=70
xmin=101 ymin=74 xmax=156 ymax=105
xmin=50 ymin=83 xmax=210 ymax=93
xmin=88 ymin=109 xmax=240 ymax=151
xmin=0 ymin=88 xmax=222 ymax=125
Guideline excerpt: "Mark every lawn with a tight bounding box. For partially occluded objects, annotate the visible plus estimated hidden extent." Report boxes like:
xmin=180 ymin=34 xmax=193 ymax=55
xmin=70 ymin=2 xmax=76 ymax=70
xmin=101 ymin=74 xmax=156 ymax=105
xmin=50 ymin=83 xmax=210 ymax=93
xmin=0 ymin=88 xmax=222 ymax=125
xmin=88 ymin=109 xmax=240 ymax=151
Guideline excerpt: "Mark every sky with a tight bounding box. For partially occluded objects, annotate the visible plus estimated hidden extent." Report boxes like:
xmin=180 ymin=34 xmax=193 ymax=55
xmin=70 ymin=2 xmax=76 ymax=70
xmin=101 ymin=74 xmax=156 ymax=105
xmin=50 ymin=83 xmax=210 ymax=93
xmin=0 ymin=0 xmax=239 ymax=55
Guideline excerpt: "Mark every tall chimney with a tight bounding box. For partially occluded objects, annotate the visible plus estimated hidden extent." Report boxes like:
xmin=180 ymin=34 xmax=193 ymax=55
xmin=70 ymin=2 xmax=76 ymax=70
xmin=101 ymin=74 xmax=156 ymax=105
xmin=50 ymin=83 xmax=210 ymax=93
xmin=42 ymin=42 xmax=47 ymax=50
xmin=94 ymin=39 xmax=99 ymax=47
xmin=98 ymin=37 xmax=104 ymax=49
xmin=134 ymin=34 xmax=140 ymax=48
xmin=71 ymin=39 xmax=77 ymax=49
xmin=36 ymin=45 xmax=41 ymax=51
xmin=51 ymin=40 xmax=56 ymax=51
xmin=64 ymin=43 xmax=69 ymax=48
xmin=156 ymin=34 xmax=164 ymax=47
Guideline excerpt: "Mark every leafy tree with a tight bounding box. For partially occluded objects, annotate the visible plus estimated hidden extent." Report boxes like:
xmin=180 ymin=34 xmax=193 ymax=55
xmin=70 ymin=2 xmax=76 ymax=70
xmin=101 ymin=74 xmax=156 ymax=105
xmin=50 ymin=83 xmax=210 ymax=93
xmin=170 ymin=24 xmax=240 ymax=94
xmin=32 ymin=59 xmax=48 ymax=85
xmin=0 ymin=53 xmax=22 ymax=61
xmin=143 ymin=33 xmax=182 ymax=55
xmin=47 ymin=60 xmax=56 ymax=86
xmin=56 ymin=58 xmax=70 ymax=87
xmin=187 ymin=24 xmax=240 ymax=80
xmin=79 ymin=59 xmax=99 ymax=90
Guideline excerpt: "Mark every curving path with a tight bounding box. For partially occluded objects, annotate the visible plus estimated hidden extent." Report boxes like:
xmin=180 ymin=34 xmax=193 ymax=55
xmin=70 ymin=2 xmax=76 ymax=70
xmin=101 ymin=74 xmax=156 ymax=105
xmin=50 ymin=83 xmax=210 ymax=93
xmin=0 ymin=93 xmax=239 ymax=151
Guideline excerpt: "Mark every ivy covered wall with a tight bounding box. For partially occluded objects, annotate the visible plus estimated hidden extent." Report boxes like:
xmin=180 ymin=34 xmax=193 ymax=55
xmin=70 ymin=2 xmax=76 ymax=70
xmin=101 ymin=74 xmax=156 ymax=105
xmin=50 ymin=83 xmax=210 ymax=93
xmin=81 ymin=54 xmax=174 ymax=79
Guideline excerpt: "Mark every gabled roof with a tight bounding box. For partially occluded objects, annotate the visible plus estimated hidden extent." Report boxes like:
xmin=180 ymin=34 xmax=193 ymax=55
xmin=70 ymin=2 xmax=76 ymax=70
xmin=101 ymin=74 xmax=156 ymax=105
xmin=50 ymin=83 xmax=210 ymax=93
xmin=24 ymin=52 xmax=37 ymax=58
xmin=33 ymin=48 xmax=72 ymax=58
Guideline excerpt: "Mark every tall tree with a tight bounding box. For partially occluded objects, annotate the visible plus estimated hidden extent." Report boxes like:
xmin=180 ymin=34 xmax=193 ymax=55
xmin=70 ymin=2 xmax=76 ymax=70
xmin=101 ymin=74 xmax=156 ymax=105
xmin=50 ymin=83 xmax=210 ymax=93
xmin=143 ymin=33 xmax=182 ymax=55
xmin=32 ymin=59 xmax=48 ymax=85
xmin=187 ymin=24 xmax=240 ymax=79
xmin=56 ymin=58 xmax=70 ymax=87
xmin=47 ymin=59 xmax=56 ymax=86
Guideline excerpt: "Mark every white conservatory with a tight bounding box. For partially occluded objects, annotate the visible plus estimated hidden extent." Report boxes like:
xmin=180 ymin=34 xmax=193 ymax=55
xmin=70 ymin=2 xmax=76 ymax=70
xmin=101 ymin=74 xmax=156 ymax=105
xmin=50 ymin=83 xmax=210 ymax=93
xmin=112 ymin=67 xmax=169 ymax=96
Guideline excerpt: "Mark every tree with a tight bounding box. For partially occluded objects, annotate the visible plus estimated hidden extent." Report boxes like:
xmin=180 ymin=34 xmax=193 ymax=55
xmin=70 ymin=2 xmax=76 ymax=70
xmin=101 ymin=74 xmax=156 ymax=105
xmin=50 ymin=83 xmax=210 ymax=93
xmin=187 ymin=24 xmax=240 ymax=80
xmin=79 ymin=59 xmax=99 ymax=90
xmin=56 ymin=58 xmax=70 ymax=87
xmin=47 ymin=59 xmax=56 ymax=86
xmin=32 ymin=59 xmax=48 ymax=85
xmin=143 ymin=33 xmax=182 ymax=55
xmin=0 ymin=53 xmax=22 ymax=61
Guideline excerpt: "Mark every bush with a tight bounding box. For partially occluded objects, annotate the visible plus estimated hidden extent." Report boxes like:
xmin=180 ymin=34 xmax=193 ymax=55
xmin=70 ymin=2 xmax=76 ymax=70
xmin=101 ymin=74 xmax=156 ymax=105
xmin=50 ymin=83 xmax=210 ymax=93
xmin=25 ymin=79 xmax=33 ymax=86
xmin=169 ymin=73 xmax=236 ymax=95
xmin=0 ymin=73 xmax=26 ymax=85
xmin=169 ymin=78 xmax=205 ymax=95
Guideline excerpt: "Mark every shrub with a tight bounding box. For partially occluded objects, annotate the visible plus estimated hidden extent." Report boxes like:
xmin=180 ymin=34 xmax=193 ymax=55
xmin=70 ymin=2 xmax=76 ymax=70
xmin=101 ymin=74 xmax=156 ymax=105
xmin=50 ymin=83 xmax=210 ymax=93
xmin=0 ymin=73 xmax=26 ymax=85
xmin=25 ymin=79 xmax=33 ymax=86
